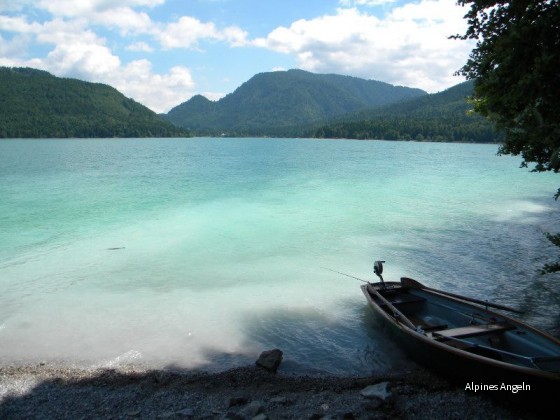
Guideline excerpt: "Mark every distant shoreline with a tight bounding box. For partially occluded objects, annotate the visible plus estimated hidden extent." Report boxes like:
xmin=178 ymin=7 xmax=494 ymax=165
xmin=0 ymin=136 xmax=501 ymax=144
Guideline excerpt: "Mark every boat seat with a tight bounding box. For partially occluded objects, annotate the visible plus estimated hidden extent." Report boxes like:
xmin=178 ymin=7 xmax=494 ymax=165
xmin=408 ymin=315 xmax=448 ymax=332
xmin=433 ymin=322 xmax=515 ymax=339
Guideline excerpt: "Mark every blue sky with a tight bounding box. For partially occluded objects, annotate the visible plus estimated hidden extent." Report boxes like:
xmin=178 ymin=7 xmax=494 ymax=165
xmin=0 ymin=0 xmax=475 ymax=113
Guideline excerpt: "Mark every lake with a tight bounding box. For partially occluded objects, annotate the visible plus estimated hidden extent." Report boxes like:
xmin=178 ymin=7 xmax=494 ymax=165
xmin=1 ymin=137 xmax=559 ymax=375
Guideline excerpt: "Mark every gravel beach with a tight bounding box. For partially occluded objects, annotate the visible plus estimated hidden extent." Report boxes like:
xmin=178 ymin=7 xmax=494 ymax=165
xmin=0 ymin=361 xmax=545 ymax=419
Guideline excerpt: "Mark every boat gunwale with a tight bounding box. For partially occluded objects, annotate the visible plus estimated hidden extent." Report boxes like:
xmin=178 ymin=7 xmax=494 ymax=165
xmin=361 ymin=281 xmax=560 ymax=382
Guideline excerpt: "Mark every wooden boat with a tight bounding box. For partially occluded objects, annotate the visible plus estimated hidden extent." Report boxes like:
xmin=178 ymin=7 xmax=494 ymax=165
xmin=361 ymin=261 xmax=560 ymax=395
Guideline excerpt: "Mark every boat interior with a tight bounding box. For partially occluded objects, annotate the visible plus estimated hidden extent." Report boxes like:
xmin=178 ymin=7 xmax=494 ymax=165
xmin=371 ymin=283 xmax=560 ymax=373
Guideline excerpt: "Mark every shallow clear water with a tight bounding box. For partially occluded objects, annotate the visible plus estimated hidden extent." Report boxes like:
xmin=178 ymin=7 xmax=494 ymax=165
xmin=1 ymin=138 xmax=559 ymax=375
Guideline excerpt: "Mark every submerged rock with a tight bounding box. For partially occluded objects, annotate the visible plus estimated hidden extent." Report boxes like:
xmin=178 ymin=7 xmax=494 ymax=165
xmin=255 ymin=349 xmax=283 ymax=373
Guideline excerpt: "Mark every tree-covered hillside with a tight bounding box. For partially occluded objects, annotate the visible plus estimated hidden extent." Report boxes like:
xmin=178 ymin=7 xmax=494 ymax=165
xmin=312 ymin=80 xmax=501 ymax=142
xmin=165 ymin=69 xmax=427 ymax=136
xmin=0 ymin=67 xmax=188 ymax=138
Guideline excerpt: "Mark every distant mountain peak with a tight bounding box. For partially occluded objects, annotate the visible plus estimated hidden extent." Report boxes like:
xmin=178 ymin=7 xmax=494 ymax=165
xmin=187 ymin=94 xmax=213 ymax=104
xmin=165 ymin=69 xmax=427 ymax=136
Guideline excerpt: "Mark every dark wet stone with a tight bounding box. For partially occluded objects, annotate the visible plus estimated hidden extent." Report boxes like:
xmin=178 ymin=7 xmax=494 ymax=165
xmin=255 ymin=349 xmax=283 ymax=373
xmin=228 ymin=396 xmax=249 ymax=407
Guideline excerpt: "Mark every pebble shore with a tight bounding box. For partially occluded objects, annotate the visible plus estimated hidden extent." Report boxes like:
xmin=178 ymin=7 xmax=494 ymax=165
xmin=0 ymin=362 xmax=543 ymax=419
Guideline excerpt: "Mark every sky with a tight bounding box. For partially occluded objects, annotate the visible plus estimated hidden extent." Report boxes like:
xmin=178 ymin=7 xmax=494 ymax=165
xmin=0 ymin=0 xmax=476 ymax=113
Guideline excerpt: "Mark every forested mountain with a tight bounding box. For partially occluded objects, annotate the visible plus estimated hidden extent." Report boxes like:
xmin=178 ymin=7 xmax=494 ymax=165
xmin=165 ymin=69 xmax=427 ymax=135
xmin=0 ymin=67 xmax=188 ymax=138
xmin=312 ymin=80 xmax=501 ymax=142
xmin=1 ymin=66 xmax=498 ymax=142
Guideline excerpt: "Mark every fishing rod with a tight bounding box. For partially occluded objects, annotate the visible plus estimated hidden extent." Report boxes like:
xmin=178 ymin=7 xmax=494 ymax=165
xmin=323 ymin=266 xmax=523 ymax=314
xmin=322 ymin=267 xmax=417 ymax=329
xmin=321 ymin=267 xmax=371 ymax=284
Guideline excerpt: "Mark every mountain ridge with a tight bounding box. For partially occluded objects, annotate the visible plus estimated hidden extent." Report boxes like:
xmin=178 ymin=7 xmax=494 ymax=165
xmin=0 ymin=67 xmax=189 ymax=138
xmin=312 ymin=80 xmax=500 ymax=142
xmin=165 ymin=69 xmax=427 ymax=135
xmin=0 ymin=66 xmax=499 ymax=142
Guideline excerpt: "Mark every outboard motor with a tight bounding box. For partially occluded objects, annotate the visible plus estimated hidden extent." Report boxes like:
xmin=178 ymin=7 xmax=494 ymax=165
xmin=374 ymin=260 xmax=386 ymax=287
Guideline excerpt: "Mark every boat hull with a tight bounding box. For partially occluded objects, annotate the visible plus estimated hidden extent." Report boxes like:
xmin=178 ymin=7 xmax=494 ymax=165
xmin=361 ymin=281 xmax=560 ymax=399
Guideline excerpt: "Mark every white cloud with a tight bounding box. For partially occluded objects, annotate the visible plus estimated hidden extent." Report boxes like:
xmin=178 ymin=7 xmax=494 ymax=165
xmin=155 ymin=16 xmax=248 ymax=49
xmin=126 ymin=41 xmax=154 ymax=52
xmin=0 ymin=15 xmax=41 ymax=33
xmin=93 ymin=7 xmax=153 ymax=34
xmin=201 ymin=91 xmax=226 ymax=102
xmin=254 ymin=0 xmax=474 ymax=92
xmin=31 ymin=0 xmax=157 ymax=34
xmin=156 ymin=16 xmax=220 ymax=49
xmin=36 ymin=0 xmax=165 ymax=17
xmin=39 ymin=26 xmax=122 ymax=78
xmin=0 ymin=33 xmax=32 ymax=61
xmin=108 ymin=62 xmax=196 ymax=113
xmin=339 ymin=0 xmax=396 ymax=6
xmin=0 ymin=0 xmax=35 ymax=13
xmin=221 ymin=25 xmax=249 ymax=47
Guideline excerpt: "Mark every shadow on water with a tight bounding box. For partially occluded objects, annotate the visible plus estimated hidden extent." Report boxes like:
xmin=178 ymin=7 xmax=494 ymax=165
xmin=157 ymin=299 xmax=417 ymax=377
xmin=231 ymin=298 xmax=416 ymax=377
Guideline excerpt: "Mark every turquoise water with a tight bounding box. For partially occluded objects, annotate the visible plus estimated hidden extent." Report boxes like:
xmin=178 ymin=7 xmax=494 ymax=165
xmin=1 ymin=138 xmax=559 ymax=374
